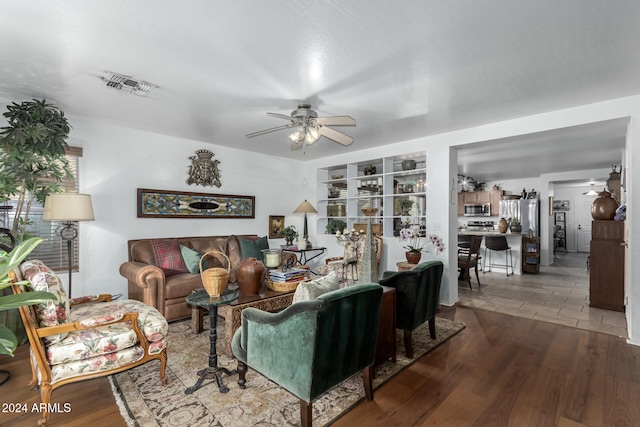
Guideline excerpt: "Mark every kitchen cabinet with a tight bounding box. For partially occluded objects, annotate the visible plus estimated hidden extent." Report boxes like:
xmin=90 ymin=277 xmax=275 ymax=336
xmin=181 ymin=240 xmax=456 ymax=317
xmin=590 ymin=220 xmax=625 ymax=311
xmin=459 ymin=191 xmax=490 ymax=204
xmin=457 ymin=189 xmax=503 ymax=216
xmin=490 ymin=190 xmax=504 ymax=216
xmin=317 ymin=152 xmax=426 ymax=237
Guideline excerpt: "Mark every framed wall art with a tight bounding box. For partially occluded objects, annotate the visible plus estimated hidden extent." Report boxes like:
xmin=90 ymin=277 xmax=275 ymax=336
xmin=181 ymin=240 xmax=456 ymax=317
xmin=268 ymin=215 xmax=285 ymax=238
xmin=553 ymin=199 xmax=570 ymax=211
xmin=137 ymin=188 xmax=255 ymax=219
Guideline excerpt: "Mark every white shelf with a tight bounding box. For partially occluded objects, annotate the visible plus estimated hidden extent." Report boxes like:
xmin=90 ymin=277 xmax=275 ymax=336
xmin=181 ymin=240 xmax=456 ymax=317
xmin=317 ymin=152 xmax=426 ymax=237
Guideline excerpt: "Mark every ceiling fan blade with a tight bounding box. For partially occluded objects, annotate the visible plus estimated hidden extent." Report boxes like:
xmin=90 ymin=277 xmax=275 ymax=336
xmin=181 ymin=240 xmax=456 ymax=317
xmin=246 ymin=123 xmax=297 ymax=138
xmin=290 ymin=140 xmax=304 ymax=150
xmin=266 ymin=112 xmax=295 ymax=121
xmin=318 ymin=126 xmax=354 ymax=146
xmin=314 ymin=116 xmax=356 ymax=126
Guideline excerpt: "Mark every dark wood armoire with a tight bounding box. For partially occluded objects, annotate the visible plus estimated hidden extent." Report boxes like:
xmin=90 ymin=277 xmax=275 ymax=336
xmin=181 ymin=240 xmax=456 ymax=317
xmin=589 ymin=220 xmax=625 ymax=311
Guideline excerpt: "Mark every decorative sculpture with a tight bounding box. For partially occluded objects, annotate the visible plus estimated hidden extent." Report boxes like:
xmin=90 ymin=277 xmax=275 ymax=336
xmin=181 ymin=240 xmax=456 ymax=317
xmin=187 ymin=149 xmax=222 ymax=187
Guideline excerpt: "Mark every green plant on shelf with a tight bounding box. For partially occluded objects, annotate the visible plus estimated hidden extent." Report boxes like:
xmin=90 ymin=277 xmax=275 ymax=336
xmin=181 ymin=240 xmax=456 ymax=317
xmin=326 ymin=218 xmax=347 ymax=235
xmin=398 ymin=198 xmax=414 ymax=216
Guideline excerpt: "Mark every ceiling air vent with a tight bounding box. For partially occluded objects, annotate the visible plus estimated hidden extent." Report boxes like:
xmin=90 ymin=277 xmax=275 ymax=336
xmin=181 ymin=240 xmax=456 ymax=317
xmin=101 ymin=72 xmax=157 ymax=96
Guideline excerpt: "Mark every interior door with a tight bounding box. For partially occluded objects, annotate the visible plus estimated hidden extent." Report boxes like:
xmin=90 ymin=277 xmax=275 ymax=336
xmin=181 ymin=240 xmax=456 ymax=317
xmin=576 ymin=196 xmax=595 ymax=252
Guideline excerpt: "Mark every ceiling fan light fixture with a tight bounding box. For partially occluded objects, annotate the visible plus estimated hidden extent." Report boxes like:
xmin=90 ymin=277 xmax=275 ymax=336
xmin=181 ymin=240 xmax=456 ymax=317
xmin=305 ymin=126 xmax=320 ymax=145
xmin=288 ymin=126 xmax=305 ymax=143
xmin=584 ymin=184 xmax=598 ymax=196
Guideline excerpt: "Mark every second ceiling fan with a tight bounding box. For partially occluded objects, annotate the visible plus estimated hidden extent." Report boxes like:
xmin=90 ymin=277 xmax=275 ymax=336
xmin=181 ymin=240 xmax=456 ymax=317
xmin=246 ymin=104 xmax=356 ymax=150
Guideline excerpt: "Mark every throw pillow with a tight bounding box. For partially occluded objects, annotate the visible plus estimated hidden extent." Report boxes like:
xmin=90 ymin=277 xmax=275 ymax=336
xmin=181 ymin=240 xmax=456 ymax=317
xmin=292 ymin=271 xmax=340 ymax=303
xmin=238 ymin=236 xmax=269 ymax=262
xmin=180 ymin=245 xmax=208 ymax=274
xmin=20 ymin=259 xmax=70 ymax=344
xmin=150 ymin=240 xmax=189 ymax=277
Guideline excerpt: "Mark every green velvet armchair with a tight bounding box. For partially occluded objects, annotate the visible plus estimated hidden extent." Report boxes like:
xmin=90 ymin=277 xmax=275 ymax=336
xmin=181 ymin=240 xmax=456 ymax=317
xmin=378 ymin=260 xmax=444 ymax=358
xmin=231 ymin=283 xmax=383 ymax=427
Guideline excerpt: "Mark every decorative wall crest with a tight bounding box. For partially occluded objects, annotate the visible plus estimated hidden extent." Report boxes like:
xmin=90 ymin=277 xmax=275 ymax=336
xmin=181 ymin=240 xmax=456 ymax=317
xmin=187 ymin=149 xmax=221 ymax=187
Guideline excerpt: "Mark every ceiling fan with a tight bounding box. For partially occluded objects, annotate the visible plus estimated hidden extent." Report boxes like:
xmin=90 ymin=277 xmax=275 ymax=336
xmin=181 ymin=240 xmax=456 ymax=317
xmin=246 ymin=104 xmax=356 ymax=150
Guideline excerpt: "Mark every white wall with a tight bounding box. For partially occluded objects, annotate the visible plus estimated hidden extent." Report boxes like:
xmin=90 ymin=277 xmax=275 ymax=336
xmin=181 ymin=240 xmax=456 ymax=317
xmin=69 ymin=117 xmax=308 ymax=298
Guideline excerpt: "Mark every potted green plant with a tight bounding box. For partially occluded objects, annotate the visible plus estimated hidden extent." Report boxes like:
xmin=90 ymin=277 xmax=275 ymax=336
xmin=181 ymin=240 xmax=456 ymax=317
xmin=0 ymin=237 xmax=55 ymax=356
xmin=281 ymin=226 xmax=298 ymax=246
xmin=0 ymin=99 xmax=73 ymax=240
xmin=509 ymin=218 xmax=522 ymax=233
xmin=399 ymin=198 xmax=414 ymax=216
xmin=325 ymin=218 xmax=347 ymax=235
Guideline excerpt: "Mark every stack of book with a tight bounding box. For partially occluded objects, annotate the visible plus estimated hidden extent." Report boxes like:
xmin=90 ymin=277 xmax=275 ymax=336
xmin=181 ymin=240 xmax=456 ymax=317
xmin=269 ymin=267 xmax=309 ymax=283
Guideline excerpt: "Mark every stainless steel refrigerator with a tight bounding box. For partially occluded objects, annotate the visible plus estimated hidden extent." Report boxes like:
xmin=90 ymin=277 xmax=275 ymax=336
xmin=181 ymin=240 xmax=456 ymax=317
xmin=499 ymin=199 xmax=539 ymax=236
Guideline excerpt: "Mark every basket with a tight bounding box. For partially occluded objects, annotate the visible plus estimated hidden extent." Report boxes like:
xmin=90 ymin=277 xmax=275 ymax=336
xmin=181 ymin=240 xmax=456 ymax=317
xmin=199 ymin=250 xmax=230 ymax=297
xmin=266 ymin=273 xmax=311 ymax=292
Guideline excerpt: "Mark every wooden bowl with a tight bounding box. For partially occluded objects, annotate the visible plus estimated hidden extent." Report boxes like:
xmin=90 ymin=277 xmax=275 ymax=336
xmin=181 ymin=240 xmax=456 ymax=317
xmin=361 ymin=207 xmax=378 ymax=216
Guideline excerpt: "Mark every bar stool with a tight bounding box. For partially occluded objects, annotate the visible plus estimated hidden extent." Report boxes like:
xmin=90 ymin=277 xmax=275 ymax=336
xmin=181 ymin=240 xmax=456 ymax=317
xmin=484 ymin=235 xmax=513 ymax=276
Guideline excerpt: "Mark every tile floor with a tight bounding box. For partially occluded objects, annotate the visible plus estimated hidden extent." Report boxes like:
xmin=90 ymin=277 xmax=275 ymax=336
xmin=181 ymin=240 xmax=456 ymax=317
xmin=457 ymin=251 xmax=628 ymax=338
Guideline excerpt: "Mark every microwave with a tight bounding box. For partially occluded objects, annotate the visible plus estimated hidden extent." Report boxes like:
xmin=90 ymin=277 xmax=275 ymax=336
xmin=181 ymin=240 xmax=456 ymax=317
xmin=464 ymin=203 xmax=491 ymax=216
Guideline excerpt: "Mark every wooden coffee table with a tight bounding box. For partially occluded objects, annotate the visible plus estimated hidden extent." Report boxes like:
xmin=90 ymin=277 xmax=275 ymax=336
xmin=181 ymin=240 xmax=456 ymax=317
xmin=191 ymin=286 xmax=295 ymax=356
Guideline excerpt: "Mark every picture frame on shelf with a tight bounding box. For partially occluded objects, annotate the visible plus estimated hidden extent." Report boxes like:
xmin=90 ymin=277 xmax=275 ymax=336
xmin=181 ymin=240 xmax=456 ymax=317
xmin=269 ymin=215 xmax=285 ymax=239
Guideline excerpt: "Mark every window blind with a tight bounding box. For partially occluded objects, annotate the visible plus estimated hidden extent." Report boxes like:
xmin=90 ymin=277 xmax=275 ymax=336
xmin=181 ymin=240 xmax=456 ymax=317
xmin=7 ymin=147 xmax=82 ymax=272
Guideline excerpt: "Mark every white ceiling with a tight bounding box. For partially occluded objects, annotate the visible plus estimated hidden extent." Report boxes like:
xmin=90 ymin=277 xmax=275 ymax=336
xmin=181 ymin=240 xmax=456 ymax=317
xmin=1 ymin=1 xmax=638 ymax=182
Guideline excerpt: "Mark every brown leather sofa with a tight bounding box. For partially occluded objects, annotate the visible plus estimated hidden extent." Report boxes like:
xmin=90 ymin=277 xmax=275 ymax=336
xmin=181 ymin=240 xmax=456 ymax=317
xmin=119 ymin=235 xmax=260 ymax=321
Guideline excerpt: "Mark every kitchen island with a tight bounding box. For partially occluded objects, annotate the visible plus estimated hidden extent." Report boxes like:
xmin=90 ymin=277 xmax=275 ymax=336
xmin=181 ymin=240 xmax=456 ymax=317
xmin=458 ymin=230 xmax=526 ymax=275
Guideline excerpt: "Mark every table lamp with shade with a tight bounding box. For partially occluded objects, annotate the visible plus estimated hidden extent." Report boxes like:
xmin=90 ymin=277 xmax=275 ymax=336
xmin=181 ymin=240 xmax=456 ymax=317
xmin=43 ymin=193 xmax=95 ymax=297
xmin=293 ymin=200 xmax=317 ymax=249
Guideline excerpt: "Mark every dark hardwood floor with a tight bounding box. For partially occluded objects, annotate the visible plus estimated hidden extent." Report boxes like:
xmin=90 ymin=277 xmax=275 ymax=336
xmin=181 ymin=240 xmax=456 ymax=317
xmin=2 ymin=305 xmax=640 ymax=426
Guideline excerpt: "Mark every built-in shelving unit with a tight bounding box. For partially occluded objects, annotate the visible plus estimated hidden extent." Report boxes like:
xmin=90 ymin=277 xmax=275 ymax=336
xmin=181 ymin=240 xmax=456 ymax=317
xmin=317 ymin=152 xmax=426 ymax=237
xmin=554 ymin=212 xmax=566 ymax=251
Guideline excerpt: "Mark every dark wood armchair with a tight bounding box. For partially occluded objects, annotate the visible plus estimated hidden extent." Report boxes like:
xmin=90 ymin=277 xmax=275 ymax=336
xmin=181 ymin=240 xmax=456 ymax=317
xmin=458 ymin=235 xmax=482 ymax=289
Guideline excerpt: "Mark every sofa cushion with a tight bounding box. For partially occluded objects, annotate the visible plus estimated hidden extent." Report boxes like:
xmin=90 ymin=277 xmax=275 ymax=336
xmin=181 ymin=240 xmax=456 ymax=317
xmin=180 ymin=245 xmax=208 ymax=274
xmin=150 ymin=239 xmax=189 ymax=277
xmin=20 ymin=260 xmax=70 ymax=344
xmin=164 ymin=273 xmax=205 ymax=299
xmin=293 ymin=271 xmax=340 ymax=303
xmin=238 ymin=235 xmax=269 ymax=261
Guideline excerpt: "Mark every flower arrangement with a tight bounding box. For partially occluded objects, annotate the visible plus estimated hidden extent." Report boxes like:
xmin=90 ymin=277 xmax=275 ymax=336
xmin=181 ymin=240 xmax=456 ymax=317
xmin=398 ymin=225 xmax=446 ymax=255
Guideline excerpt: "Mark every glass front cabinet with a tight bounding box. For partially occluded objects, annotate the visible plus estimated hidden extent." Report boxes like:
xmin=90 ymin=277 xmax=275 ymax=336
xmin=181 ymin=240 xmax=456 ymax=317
xmin=316 ymin=152 xmax=426 ymax=238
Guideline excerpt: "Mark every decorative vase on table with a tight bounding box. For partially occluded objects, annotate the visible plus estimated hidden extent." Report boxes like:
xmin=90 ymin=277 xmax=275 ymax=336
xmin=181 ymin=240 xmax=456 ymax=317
xmin=405 ymin=252 xmax=422 ymax=264
xmin=498 ymin=218 xmax=508 ymax=233
xmin=236 ymin=257 xmax=265 ymax=296
xmin=297 ymin=237 xmax=307 ymax=250
xmin=591 ymin=189 xmax=618 ymax=220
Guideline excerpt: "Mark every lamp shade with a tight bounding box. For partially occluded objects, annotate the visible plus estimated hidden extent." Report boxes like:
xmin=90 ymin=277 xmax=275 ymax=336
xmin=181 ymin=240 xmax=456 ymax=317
xmin=293 ymin=200 xmax=318 ymax=214
xmin=43 ymin=193 xmax=95 ymax=221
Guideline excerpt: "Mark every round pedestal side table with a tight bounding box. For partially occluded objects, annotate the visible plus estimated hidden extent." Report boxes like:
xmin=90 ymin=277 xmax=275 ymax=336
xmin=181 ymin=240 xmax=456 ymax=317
xmin=185 ymin=288 xmax=239 ymax=394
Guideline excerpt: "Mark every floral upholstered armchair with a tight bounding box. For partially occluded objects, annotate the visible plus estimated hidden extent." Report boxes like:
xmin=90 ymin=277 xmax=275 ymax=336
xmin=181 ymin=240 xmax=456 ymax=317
xmin=11 ymin=260 xmax=168 ymax=427
xmin=316 ymin=235 xmax=383 ymax=284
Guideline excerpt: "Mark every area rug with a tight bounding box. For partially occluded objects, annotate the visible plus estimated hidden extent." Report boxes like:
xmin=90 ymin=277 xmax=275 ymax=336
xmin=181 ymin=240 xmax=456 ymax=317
xmin=110 ymin=316 xmax=465 ymax=427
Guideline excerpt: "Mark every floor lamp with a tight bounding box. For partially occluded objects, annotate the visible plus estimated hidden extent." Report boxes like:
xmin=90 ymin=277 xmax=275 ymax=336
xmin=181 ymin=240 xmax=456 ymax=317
xmin=293 ymin=200 xmax=318 ymax=249
xmin=43 ymin=193 xmax=95 ymax=297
